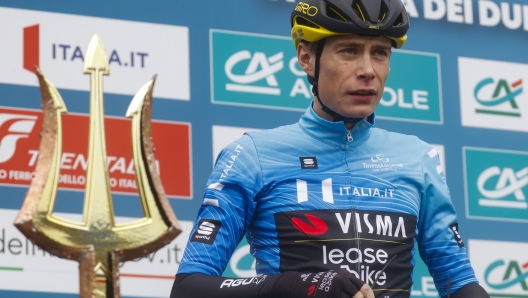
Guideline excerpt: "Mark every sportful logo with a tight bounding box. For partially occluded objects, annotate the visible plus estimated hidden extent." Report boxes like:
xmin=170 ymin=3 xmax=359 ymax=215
xmin=469 ymin=239 xmax=528 ymax=297
xmin=191 ymin=219 xmax=221 ymax=245
xmin=0 ymin=114 xmax=37 ymax=163
xmin=0 ymin=7 xmax=190 ymax=100
xmin=300 ymin=157 xmax=318 ymax=169
xmin=464 ymin=147 xmax=528 ymax=222
xmin=474 ymin=78 xmax=523 ymax=117
xmin=211 ymin=29 xmax=313 ymax=111
xmin=459 ymin=57 xmax=528 ymax=132
xmin=197 ymin=221 xmax=216 ymax=236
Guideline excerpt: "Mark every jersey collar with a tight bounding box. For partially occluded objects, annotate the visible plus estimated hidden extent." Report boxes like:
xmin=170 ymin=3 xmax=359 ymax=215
xmin=299 ymin=104 xmax=374 ymax=148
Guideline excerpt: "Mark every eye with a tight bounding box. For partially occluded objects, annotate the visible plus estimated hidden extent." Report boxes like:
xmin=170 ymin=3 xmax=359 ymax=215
xmin=373 ymin=49 xmax=390 ymax=57
xmin=341 ymin=47 xmax=358 ymax=55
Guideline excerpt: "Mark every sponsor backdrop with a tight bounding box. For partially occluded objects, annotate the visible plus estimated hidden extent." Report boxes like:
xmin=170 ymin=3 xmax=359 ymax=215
xmin=0 ymin=0 xmax=527 ymax=297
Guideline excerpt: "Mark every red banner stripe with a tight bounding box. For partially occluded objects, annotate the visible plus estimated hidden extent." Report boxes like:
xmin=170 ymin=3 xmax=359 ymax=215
xmin=23 ymin=24 xmax=39 ymax=73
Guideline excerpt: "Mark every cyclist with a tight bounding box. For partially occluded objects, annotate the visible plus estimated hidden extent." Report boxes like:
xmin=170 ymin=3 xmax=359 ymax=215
xmin=171 ymin=0 xmax=489 ymax=297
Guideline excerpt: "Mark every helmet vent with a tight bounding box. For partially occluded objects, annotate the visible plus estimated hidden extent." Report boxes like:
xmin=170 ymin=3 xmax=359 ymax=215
xmin=326 ymin=6 xmax=348 ymax=23
xmin=295 ymin=16 xmax=320 ymax=29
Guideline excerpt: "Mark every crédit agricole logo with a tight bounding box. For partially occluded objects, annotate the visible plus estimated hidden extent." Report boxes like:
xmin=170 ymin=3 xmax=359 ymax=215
xmin=469 ymin=240 xmax=528 ymax=297
xmin=459 ymin=57 xmax=528 ymax=132
xmin=464 ymin=147 xmax=528 ymax=222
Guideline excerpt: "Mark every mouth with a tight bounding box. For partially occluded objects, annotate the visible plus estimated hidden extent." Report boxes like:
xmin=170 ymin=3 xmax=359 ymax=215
xmin=347 ymin=89 xmax=377 ymax=101
xmin=349 ymin=89 xmax=377 ymax=96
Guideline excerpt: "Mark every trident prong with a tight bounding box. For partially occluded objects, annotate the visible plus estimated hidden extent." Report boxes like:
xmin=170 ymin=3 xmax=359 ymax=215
xmin=14 ymin=35 xmax=181 ymax=298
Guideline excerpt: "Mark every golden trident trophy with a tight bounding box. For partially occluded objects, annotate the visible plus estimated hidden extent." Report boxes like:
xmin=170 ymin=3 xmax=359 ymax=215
xmin=14 ymin=35 xmax=182 ymax=297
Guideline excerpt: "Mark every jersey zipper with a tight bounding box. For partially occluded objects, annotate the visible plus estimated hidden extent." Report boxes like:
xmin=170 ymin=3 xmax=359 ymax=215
xmin=346 ymin=129 xmax=353 ymax=143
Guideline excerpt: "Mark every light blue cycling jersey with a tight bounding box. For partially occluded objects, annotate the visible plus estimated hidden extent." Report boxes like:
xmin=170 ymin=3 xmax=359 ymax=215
xmin=178 ymin=106 xmax=478 ymax=298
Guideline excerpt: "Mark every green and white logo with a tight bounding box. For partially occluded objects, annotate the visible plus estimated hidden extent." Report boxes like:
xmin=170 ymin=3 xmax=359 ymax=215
xmin=378 ymin=50 xmax=443 ymax=124
xmin=469 ymin=239 xmax=528 ymax=297
xmin=210 ymin=29 xmax=312 ymax=111
xmin=459 ymin=57 xmax=528 ymax=132
xmin=464 ymin=147 xmax=528 ymax=222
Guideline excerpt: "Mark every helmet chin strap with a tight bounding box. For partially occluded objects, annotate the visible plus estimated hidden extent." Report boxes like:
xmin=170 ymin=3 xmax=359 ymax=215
xmin=308 ymin=38 xmax=364 ymax=125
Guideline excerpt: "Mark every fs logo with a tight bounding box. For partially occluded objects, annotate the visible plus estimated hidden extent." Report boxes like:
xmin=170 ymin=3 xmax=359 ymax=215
xmin=225 ymin=51 xmax=284 ymax=95
xmin=474 ymin=78 xmax=523 ymax=117
xmin=484 ymin=259 xmax=528 ymax=293
xmin=478 ymin=166 xmax=528 ymax=209
xmin=0 ymin=113 xmax=37 ymax=163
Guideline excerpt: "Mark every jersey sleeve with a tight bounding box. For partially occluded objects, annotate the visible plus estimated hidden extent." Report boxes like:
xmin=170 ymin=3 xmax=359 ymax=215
xmin=177 ymin=134 xmax=263 ymax=276
xmin=415 ymin=141 xmax=478 ymax=297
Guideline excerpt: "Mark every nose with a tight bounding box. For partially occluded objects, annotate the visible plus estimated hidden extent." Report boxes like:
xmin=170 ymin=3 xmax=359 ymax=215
xmin=357 ymin=54 xmax=376 ymax=81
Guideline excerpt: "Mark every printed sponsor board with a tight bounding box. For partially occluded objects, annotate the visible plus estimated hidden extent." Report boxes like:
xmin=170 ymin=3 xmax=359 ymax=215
xmin=210 ymin=29 xmax=442 ymax=123
xmin=459 ymin=57 xmax=528 ymax=132
xmin=378 ymin=50 xmax=443 ymax=124
xmin=210 ymin=29 xmax=312 ymax=111
xmin=464 ymin=147 xmax=528 ymax=222
xmin=0 ymin=106 xmax=192 ymax=198
xmin=0 ymin=208 xmax=192 ymax=296
xmin=469 ymin=239 xmax=528 ymax=298
xmin=0 ymin=7 xmax=189 ymax=100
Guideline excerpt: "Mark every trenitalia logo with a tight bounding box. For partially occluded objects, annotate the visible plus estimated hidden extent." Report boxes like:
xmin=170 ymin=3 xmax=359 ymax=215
xmin=0 ymin=114 xmax=37 ymax=163
xmin=0 ymin=107 xmax=192 ymax=198
xmin=469 ymin=239 xmax=528 ymax=297
xmin=474 ymin=78 xmax=523 ymax=117
xmin=0 ymin=7 xmax=189 ymax=100
xmin=459 ymin=57 xmax=528 ymax=132
xmin=464 ymin=147 xmax=528 ymax=222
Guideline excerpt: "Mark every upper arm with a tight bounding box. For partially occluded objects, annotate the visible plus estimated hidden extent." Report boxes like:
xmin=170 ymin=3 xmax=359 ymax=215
xmin=177 ymin=135 xmax=263 ymax=276
xmin=416 ymin=141 xmax=478 ymax=297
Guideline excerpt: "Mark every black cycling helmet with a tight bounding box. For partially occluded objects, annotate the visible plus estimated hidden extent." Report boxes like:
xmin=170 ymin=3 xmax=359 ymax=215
xmin=291 ymin=0 xmax=409 ymax=49
xmin=290 ymin=0 xmax=410 ymax=123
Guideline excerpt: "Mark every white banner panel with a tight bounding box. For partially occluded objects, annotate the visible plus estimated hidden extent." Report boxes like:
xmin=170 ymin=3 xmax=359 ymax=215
xmin=459 ymin=57 xmax=528 ymax=132
xmin=0 ymin=7 xmax=190 ymax=100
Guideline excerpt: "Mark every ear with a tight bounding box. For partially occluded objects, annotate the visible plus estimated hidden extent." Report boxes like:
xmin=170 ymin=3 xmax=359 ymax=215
xmin=297 ymin=42 xmax=314 ymax=78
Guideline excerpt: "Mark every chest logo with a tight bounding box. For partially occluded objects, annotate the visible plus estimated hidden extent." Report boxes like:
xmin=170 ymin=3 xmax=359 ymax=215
xmin=300 ymin=156 xmax=318 ymax=169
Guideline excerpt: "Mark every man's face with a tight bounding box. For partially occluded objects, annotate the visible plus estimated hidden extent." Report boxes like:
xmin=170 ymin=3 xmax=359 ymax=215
xmin=299 ymin=34 xmax=392 ymax=121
